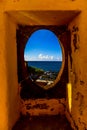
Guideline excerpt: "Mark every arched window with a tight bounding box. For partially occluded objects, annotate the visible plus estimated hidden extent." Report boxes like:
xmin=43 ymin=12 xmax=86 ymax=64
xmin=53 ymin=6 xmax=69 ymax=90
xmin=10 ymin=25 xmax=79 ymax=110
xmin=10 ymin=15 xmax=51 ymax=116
xmin=24 ymin=29 xmax=64 ymax=90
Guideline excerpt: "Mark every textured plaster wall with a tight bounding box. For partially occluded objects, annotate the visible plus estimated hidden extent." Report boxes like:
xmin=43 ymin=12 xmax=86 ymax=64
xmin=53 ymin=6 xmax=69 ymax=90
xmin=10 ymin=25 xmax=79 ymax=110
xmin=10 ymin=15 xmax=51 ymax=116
xmin=68 ymin=7 xmax=87 ymax=130
xmin=21 ymin=98 xmax=65 ymax=116
xmin=0 ymin=12 xmax=9 ymax=130
xmin=4 ymin=0 xmax=84 ymax=11
xmin=0 ymin=11 xmax=20 ymax=130
xmin=4 ymin=14 xmax=20 ymax=130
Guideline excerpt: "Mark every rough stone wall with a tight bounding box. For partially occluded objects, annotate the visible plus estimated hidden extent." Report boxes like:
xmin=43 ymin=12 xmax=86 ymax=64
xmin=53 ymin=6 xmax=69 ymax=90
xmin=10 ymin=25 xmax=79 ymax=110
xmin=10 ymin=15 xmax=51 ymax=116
xmin=68 ymin=8 xmax=87 ymax=130
xmin=21 ymin=98 xmax=65 ymax=116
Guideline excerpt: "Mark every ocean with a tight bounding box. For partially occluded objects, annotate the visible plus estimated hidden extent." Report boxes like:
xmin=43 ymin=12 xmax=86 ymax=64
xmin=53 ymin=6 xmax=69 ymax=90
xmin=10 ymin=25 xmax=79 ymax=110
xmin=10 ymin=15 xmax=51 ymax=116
xmin=28 ymin=61 xmax=62 ymax=72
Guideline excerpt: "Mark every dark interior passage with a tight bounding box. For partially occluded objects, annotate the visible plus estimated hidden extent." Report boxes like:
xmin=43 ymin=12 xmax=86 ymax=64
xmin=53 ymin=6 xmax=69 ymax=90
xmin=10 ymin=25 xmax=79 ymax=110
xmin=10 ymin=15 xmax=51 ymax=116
xmin=12 ymin=115 xmax=73 ymax=130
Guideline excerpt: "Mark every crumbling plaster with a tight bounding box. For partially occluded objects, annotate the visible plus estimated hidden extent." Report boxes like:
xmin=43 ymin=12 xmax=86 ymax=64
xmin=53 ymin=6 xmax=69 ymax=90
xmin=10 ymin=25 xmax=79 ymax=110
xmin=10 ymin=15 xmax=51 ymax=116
xmin=68 ymin=9 xmax=87 ymax=130
xmin=21 ymin=98 xmax=65 ymax=116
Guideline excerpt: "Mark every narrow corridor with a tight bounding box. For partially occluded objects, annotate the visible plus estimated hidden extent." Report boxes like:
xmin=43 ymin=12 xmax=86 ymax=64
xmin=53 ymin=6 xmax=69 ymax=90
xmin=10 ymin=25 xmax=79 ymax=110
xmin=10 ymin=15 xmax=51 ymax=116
xmin=12 ymin=115 xmax=73 ymax=130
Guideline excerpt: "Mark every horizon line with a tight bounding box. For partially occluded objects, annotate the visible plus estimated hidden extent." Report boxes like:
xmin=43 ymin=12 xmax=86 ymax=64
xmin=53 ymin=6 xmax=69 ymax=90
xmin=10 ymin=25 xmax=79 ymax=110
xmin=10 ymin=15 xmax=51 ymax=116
xmin=24 ymin=60 xmax=62 ymax=62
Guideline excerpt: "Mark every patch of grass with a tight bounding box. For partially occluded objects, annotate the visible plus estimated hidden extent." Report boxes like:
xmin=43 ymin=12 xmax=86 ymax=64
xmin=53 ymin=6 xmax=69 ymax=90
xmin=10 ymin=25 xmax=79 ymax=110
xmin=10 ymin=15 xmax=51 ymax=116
xmin=28 ymin=66 xmax=44 ymax=74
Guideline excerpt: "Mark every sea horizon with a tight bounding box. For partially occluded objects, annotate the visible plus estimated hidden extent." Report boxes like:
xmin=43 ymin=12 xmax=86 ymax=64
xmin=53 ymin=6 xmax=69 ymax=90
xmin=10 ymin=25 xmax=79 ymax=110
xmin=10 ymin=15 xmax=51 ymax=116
xmin=26 ymin=60 xmax=62 ymax=72
xmin=25 ymin=60 xmax=62 ymax=62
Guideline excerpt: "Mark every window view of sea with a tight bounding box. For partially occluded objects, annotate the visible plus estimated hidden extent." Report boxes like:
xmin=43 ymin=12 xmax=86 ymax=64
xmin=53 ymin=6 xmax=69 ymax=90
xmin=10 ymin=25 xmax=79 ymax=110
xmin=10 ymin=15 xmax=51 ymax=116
xmin=26 ymin=61 xmax=62 ymax=89
xmin=28 ymin=61 xmax=62 ymax=72
xmin=24 ymin=29 xmax=63 ymax=89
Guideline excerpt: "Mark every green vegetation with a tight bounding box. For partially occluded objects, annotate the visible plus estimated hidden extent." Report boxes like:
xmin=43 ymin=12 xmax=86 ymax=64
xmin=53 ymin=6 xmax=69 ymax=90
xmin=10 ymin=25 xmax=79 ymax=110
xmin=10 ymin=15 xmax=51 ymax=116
xmin=27 ymin=65 xmax=58 ymax=82
xmin=28 ymin=66 xmax=44 ymax=75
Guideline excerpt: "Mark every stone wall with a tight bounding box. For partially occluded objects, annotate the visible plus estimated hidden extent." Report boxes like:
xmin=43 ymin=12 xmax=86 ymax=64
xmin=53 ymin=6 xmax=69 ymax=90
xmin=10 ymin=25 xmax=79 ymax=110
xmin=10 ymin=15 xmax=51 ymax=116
xmin=21 ymin=98 xmax=65 ymax=116
xmin=68 ymin=8 xmax=87 ymax=130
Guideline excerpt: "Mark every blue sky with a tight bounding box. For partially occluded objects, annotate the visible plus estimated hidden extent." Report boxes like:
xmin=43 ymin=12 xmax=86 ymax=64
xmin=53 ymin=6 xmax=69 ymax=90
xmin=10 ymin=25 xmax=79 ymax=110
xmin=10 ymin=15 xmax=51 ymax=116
xmin=24 ymin=29 xmax=62 ymax=61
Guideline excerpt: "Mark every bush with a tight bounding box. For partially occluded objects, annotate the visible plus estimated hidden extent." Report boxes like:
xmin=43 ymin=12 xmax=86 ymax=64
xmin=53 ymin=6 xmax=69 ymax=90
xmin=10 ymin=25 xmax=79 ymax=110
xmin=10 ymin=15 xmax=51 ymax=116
xmin=28 ymin=66 xmax=44 ymax=74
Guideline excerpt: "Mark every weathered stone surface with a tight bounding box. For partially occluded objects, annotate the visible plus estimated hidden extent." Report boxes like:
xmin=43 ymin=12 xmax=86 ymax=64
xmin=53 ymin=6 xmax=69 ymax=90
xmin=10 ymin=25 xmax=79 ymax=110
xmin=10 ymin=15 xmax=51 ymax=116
xmin=21 ymin=98 xmax=65 ymax=116
xmin=12 ymin=115 xmax=73 ymax=130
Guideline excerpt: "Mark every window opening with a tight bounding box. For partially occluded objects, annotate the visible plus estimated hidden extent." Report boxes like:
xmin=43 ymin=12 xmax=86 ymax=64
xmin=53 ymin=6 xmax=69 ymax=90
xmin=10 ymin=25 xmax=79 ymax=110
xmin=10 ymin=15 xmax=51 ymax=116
xmin=24 ymin=29 xmax=63 ymax=90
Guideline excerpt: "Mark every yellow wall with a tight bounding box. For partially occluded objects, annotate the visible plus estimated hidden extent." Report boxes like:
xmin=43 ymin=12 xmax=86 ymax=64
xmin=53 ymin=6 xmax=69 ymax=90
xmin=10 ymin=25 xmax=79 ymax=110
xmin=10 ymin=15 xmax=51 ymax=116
xmin=0 ymin=12 xmax=9 ymax=130
xmin=4 ymin=14 xmax=20 ymax=130
xmin=68 ymin=8 xmax=87 ymax=129
xmin=0 ymin=0 xmax=87 ymax=130
xmin=4 ymin=0 xmax=84 ymax=11
xmin=0 ymin=12 xmax=20 ymax=130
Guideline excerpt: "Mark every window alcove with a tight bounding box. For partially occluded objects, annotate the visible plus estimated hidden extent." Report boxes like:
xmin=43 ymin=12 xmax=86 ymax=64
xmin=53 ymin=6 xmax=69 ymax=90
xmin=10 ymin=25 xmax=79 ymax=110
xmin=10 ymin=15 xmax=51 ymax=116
xmin=16 ymin=25 xmax=69 ymax=99
xmin=24 ymin=29 xmax=64 ymax=90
